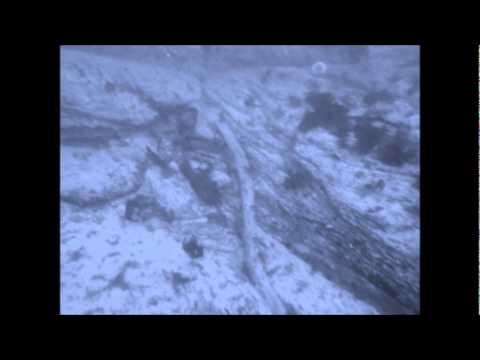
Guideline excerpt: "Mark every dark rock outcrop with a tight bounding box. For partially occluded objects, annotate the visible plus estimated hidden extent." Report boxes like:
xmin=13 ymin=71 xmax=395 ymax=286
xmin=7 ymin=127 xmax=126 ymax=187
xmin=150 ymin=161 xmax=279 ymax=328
xmin=363 ymin=89 xmax=394 ymax=106
xmin=375 ymin=129 xmax=418 ymax=167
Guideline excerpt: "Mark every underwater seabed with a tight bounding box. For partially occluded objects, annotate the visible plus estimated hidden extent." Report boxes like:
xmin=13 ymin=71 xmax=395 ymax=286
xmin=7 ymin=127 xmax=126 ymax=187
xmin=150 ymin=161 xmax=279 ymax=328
xmin=60 ymin=45 xmax=419 ymax=314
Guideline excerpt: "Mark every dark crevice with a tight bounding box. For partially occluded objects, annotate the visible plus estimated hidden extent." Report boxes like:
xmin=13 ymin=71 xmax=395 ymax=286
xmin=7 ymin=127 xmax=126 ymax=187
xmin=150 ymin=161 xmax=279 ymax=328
xmin=179 ymin=160 xmax=222 ymax=207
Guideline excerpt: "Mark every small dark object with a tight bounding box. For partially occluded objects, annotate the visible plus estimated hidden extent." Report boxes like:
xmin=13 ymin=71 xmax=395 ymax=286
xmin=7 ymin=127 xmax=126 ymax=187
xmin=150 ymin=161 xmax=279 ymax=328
xmin=244 ymin=96 xmax=255 ymax=107
xmin=342 ymin=45 xmax=369 ymax=64
xmin=183 ymin=236 xmax=204 ymax=259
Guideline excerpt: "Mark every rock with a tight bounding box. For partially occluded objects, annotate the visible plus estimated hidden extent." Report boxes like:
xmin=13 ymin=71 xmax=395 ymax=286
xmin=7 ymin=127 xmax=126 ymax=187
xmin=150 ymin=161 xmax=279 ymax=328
xmin=183 ymin=236 xmax=204 ymax=259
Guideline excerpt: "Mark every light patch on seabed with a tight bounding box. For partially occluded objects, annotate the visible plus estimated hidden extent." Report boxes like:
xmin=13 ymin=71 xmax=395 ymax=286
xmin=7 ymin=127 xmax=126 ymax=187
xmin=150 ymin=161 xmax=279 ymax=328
xmin=61 ymin=205 xmax=187 ymax=314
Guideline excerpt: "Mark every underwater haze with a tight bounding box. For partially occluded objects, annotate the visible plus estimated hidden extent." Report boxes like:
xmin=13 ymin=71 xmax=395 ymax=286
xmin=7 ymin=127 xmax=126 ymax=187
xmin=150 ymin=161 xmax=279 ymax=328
xmin=60 ymin=45 xmax=420 ymax=315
